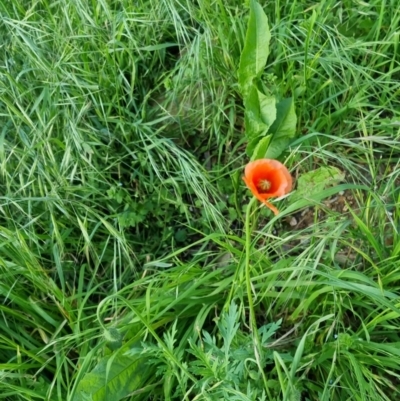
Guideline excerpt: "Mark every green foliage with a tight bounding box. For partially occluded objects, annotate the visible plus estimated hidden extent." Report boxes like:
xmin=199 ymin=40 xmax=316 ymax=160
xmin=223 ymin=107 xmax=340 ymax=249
xmin=238 ymin=0 xmax=297 ymax=159
xmin=117 ymin=302 xmax=282 ymax=400
xmin=250 ymin=135 xmax=272 ymax=161
xmin=238 ymin=0 xmax=271 ymax=96
xmin=73 ymin=354 xmax=151 ymax=401
xmin=292 ymin=166 xmax=346 ymax=202
xmin=0 ymin=0 xmax=400 ymax=400
xmin=265 ymin=98 xmax=297 ymax=159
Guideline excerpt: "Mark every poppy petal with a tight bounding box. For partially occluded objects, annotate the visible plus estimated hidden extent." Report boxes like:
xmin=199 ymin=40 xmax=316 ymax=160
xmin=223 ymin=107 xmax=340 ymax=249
xmin=263 ymin=200 xmax=279 ymax=216
xmin=243 ymin=159 xmax=292 ymax=214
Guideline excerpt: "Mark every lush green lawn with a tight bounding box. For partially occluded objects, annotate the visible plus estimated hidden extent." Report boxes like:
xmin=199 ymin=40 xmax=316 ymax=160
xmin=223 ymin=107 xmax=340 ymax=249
xmin=1 ymin=0 xmax=399 ymax=400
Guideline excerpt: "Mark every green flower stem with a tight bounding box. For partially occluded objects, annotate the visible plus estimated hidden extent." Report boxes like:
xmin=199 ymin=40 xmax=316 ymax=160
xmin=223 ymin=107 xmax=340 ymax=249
xmin=245 ymin=197 xmax=271 ymax=396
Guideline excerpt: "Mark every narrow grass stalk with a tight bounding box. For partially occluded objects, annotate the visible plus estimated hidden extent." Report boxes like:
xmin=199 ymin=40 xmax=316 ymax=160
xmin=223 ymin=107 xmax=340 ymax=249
xmin=244 ymin=196 xmax=270 ymax=397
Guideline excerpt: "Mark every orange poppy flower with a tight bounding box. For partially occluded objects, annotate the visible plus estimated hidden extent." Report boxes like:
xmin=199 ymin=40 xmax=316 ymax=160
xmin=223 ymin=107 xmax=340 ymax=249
xmin=243 ymin=159 xmax=292 ymax=215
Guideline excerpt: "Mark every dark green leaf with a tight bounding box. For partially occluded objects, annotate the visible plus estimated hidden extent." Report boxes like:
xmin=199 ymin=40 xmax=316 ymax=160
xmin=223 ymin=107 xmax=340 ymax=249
xmin=264 ymin=137 xmax=290 ymax=159
xmin=175 ymin=228 xmax=187 ymax=243
xmin=246 ymin=136 xmax=260 ymax=157
xmin=244 ymin=86 xmax=276 ymax=145
xmin=244 ymin=85 xmax=270 ymax=139
xmin=250 ymin=135 xmax=272 ymax=160
xmin=264 ymin=98 xmax=297 ymax=158
xmin=238 ymin=0 xmax=271 ymax=95
xmin=268 ymin=98 xmax=297 ymax=139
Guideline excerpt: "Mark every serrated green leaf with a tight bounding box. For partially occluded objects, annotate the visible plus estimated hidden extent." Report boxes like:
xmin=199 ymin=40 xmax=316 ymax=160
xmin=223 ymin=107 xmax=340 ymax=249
xmin=259 ymin=319 xmax=282 ymax=344
xmin=268 ymin=98 xmax=297 ymax=139
xmin=250 ymin=135 xmax=272 ymax=160
xmin=238 ymin=0 xmax=271 ymax=95
xmin=292 ymin=166 xmax=346 ymax=203
xmin=72 ymin=354 xmax=151 ymax=401
xmin=218 ymin=303 xmax=240 ymax=355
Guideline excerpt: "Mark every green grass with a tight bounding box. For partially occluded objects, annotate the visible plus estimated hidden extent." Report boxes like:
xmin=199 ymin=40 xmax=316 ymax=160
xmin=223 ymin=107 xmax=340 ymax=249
xmin=0 ymin=0 xmax=400 ymax=400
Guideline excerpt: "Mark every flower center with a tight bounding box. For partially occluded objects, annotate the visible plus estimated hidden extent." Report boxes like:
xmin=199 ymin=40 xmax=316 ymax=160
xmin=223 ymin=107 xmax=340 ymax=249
xmin=257 ymin=179 xmax=271 ymax=192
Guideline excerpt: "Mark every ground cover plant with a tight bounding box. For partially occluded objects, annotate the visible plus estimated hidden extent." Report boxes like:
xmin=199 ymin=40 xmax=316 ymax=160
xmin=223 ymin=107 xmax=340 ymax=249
xmin=0 ymin=0 xmax=400 ymax=400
